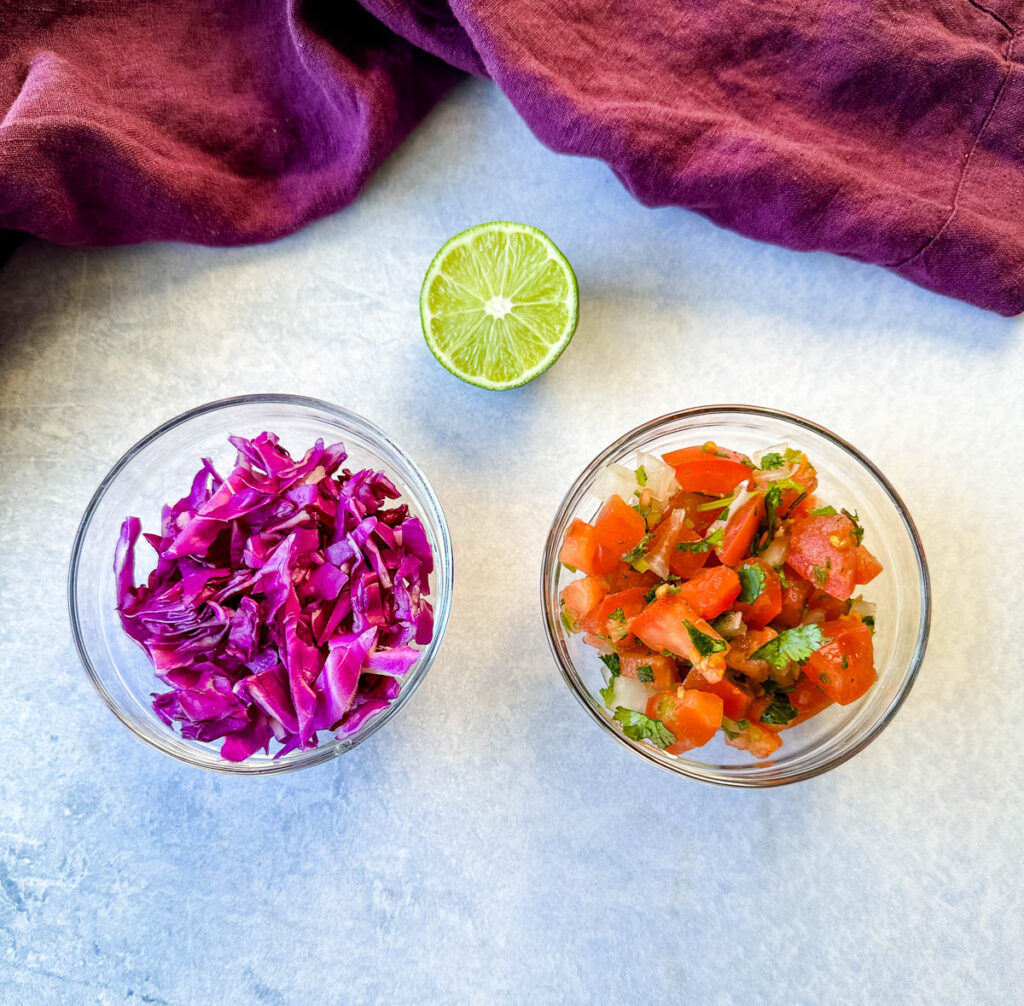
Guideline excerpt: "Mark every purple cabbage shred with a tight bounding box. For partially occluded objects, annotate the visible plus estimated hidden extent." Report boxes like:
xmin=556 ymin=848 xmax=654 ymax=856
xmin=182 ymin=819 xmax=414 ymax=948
xmin=114 ymin=432 xmax=434 ymax=761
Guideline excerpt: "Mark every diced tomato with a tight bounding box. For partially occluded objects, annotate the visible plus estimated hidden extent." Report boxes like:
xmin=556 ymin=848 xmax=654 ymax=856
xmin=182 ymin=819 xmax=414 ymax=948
xmin=642 ymin=508 xmax=685 ymax=577
xmin=631 ymin=594 xmax=727 ymax=680
xmin=604 ymin=562 xmax=659 ymax=593
xmin=723 ymin=719 xmax=783 ymax=759
xmin=775 ymin=569 xmax=812 ymax=628
xmin=579 ymin=587 xmax=648 ymax=640
xmin=789 ymin=494 xmax=820 ymax=520
xmin=646 ymin=688 xmax=724 ymax=754
xmin=731 ymin=558 xmax=782 ymax=628
xmin=854 ymin=546 xmax=883 ymax=585
xmin=559 ymin=519 xmax=619 ymax=577
xmin=725 ymin=627 xmax=777 ymax=681
xmin=592 ymin=495 xmax=647 ymax=555
xmin=715 ymin=496 xmax=764 ymax=567
xmin=677 ymin=565 xmax=741 ymax=620
xmin=559 ymin=576 xmax=607 ymax=631
xmin=669 ymin=491 xmax=722 ymax=533
xmin=806 ymin=589 xmax=850 ymax=620
xmin=667 ymin=523 xmax=711 ymax=579
xmin=804 ymin=614 xmax=876 ymax=705
xmin=787 ymin=513 xmax=860 ymax=600
xmin=782 ymin=676 xmax=834 ymax=728
xmin=619 ymin=647 xmax=678 ymax=690
xmin=683 ymin=667 xmax=753 ymax=720
xmin=582 ymin=633 xmax=612 ymax=652
xmin=662 ymin=444 xmax=752 ymax=495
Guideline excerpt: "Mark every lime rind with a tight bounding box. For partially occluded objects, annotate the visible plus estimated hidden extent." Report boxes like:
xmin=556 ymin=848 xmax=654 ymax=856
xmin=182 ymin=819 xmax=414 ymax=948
xmin=420 ymin=221 xmax=579 ymax=391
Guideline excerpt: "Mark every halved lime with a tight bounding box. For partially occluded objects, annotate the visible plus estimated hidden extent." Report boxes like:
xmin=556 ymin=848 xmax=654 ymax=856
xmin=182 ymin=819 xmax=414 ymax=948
xmin=420 ymin=221 xmax=579 ymax=390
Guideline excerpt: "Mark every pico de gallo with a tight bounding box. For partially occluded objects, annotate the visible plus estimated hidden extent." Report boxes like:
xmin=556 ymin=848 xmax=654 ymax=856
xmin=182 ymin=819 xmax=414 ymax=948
xmin=558 ymin=442 xmax=882 ymax=759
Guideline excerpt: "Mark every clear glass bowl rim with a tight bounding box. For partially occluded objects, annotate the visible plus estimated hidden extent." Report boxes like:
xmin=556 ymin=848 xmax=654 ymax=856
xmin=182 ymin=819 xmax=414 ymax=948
xmin=540 ymin=403 xmax=931 ymax=787
xmin=68 ymin=393 xmax=454 ymax=775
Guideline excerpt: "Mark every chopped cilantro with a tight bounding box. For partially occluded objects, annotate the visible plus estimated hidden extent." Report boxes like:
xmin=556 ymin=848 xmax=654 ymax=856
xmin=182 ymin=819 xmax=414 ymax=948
xmin=609 ymin=608 xmax=627 ymax=625
xmin=775 ymin=565 xmax=789 ymax=589
xmin=737 ymin=563 xmax=767 ymax=605
xmin=637 ymin=664 xmax=654 ymax=683
xmin=684 ymin=620 xmax=727 ymax=658
xmin=622 ymin=532 xmax=654 ymax=565
xmin=863 ymin=615 xmax=875 ymax=633
xmin=841 ymin=655 xmax=849 ymax=670
xmin=813 ymin=565 xmax=829 ymax=586
xmin=613 ymin=707 xmax=676 ymax=748
xmin=635 ymin=465 xmax=647 ymax=487
xmin=599 ymin=652 xmax=621 ymax=676
xmin=819 ymin=672 xmax=831 ymax=684
xmin=737 ymin=719 xmax=750 ymax=730
xmin=643 ymin=586 xmax=658 ymax=603
xmin=841 ymin=508 xmax=865 ymax=545
xmin=599 ymin=682 xmax=616 ymax=706
xmin=760 ymin=692 xmax=798 ymax=724
xmin=562 ymin=563 xmax=577 ymax=573
xmin=714 ymin=450 xmax=730 ymax=459
xmin=697 ymin=495 xmax=735 ymax=512
xmin=809 ymin=505 xmax=837 ymax=517
xmin=740 ymin=458 xmax=755 ymax=469
xmin=759 ymin=452 xmax=785 ymax=470
xmin=750 ymin=624 xmax=830 ymax=669
xmin=675 ymin=526 xmax=725 ymax=553
xmin=560 ymin=610 xmax=577 ymax=633
xmin=752 ymin=485 xmax=783 ymax=555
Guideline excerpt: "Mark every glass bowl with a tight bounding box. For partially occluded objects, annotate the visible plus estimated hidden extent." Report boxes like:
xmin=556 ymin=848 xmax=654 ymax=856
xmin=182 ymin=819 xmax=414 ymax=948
xmin=541 ymin=405 xmax=930 ymax=787
xmin=69 ymin=394 xmax=453 ymax=775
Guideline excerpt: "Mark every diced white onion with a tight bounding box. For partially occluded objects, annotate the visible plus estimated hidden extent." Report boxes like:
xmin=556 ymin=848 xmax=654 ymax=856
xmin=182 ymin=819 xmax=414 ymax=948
xmin=708 ymin=482 xmax=756 ymax=536
xmin=611 ymin=675 xmax=649 ymax=713
xmin=635 ymin=451 xmax=679 ymax=503
xmin=590 ymin=463 xmax=638 ymax=503
xmin=714 ymin=610 xmax=745 ymax=639
xmin=760 ymin=533 xmax=789 ymax=568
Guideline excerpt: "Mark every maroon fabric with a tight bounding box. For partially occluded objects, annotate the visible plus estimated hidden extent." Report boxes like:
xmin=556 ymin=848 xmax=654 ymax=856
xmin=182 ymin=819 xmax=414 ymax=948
xmin=1 ymin=1 xmax=1022 ymax=314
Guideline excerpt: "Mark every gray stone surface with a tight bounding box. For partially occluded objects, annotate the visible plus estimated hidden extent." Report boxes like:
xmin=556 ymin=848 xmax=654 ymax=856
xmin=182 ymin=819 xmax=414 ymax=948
xmin=1 ymin=78 xmax=1021 ymax=1005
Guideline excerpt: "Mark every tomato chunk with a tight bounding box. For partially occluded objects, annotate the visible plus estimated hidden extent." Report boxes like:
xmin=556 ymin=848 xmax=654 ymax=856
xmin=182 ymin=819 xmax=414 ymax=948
xmin=604 ymin=563 xmax=659 ymax=593
xmin=669 ymin=491 xmax=722 ymax=533
xmin=559 ymin=576 xmax=606 ymax=631
xmin=646 ymin=689 xmax=724 ymax=754
xmin=667 ymin=523 xmax=712 ymax=579
xmin=782 ymin=676 xmax=834 ymax=728
xmin=631 ymin=594 xmax=727 ymax=680
xmin=619 ymin=647 xmax=678 ymax=690
xmin=559 ymin=519 xmax=619 ymax=577
xmin=775 ymin=569 xmax=812 ymax=628
xmin=662 ymin=444 xmax=752 ymax=495
xmin=715 ymin=496 xmax=763 ymax=567
xmin=725 ymin=627 xmax=777 ymax=681
xmin=723 ymin=719 xmax=783 ymax=759
xmin=592 ymin=495 xmax=647 ymax=554
xmin=580 ymin=587 xmax=648 ymax=640
xmin=787 ymin=513 xmax=860 ymax=600
xmin=683 ymin=668 xmax=753 ymax=720
xmin=804 ymin=614 xmax=876 ymax=705
xmin=677 ymin=565 xmax=741 ymax=621
xmin=731 ymin=558 xmax=782 ymax=629
xmin=854 ymin=546 xmax=883 ymax=585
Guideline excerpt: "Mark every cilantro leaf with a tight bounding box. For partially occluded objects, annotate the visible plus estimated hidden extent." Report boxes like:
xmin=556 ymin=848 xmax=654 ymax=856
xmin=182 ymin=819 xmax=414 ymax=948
xmin=759 ymin=692 xmax=798 ymax=724
xmin=643 ymin=586 xmax=658 ymax=603
xmin=635 ymin=465 xmax=647 ymax=487
xmin=622 ymin=532 xmax=653 ymax=565
xmin=750 ymin=624 xmax=830 ymax=669
xmin=684 ymin=620 xmax=727 ymax=658
xmin=609 ymin=607 xmax=627 ymax=625
xmin=808 ymin=505 xmax=837 ymax=516
xmin=775 ymin=565 xmax=789 ymax=589
xmin=676 ymin=527 xmax=725 ymax=554
xmin=599 ymin=652 xmax=621 ymax=676
xmin=599 ymin=682 xmax=616 ymax=706
xmin=863 ymin=615 xmax=875 ymax=633
xmin=842 ymin=508 xmax=865 ymax=544
xmin=722 ymin=717 xmax=752 ymax=739
xmin=737 ymin=563 xmax=767 ymax=605
xmin=613 ymin=707 xmax=676 ymax=748
xmin=759 ymin=452 xmax=785 ymax=470
xmin=751 ymin=485 xmax=783 ymax=555
xmin=813 ymin=565 xmax=829 ymax=586
xmin=637 ymin=664 xmax=654 ymax=682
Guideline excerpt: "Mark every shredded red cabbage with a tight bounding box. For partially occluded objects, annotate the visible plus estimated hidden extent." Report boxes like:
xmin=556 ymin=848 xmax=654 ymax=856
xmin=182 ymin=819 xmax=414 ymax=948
xmin=114 ymin=432 xmax=434 ymax=761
